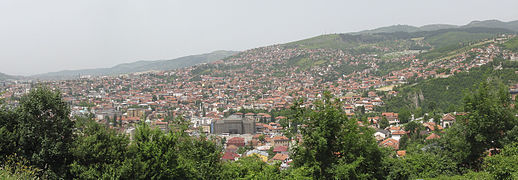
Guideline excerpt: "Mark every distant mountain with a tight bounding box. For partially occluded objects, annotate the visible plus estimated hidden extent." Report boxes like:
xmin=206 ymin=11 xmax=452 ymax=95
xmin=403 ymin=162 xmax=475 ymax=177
xmin=0 ymin=72 xmax=17 ymax=81
xmin=352 ymin=20 xmax=517 ymax=35
xmin=352 ymin=25 xmax=421 ymax=34
xmin=352 ymin=24 xmax=458 ymax=35
xmin=418 ymin=24 xmax=459 ymax=31
xmin=32 ymin=50 xmax=238 ymax=80
xmin=462 ymin=19 xmax=518 ymax=31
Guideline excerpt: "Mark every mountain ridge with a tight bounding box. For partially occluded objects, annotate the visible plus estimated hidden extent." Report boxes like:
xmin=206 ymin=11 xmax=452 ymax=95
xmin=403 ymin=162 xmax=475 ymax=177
xmin=350 ymin=19 xmax=517 ymax=35
xmin=31 ymin=50 xmax=238 ymax=80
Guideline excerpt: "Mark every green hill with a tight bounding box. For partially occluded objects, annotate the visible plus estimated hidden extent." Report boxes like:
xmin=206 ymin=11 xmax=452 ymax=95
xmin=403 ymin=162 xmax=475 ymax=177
xmin=502 ymin=36 xmax=518 ymax=52
xmin=0 ymin=72 xmax=16 ymax=81
xmin=284 ymin=27 xmax=512 ymax=61
xmin=354 ymin=20 xmax=518 ymax=35
xmin=463 ymin=19 xmax=518 ymax=31
xmin=32 ymin=50 xmax=238 ymax=80
xmin=382 ymin=59 xmax=518 ymax=113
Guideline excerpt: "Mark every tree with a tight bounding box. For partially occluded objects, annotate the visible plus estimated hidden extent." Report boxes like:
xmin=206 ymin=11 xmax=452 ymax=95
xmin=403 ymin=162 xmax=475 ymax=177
xmin=177 ymin=133 xmax=222 ymax=180
xmin=0 ymin=105 xmax=18 ymax=162
xmin=483 ymin=142 xmax=518 ymax=179
xmin=398 ymin=108 xmax=411 ymax=124
xmin=384 ymin=151 xmax=460 ymax=179
xmin=258 ymin=134 xmax=265 ymax=142
xmin=69 ymin=117 xmax=130 ymax=179
xmin=124 ymin=123 xmax=186 ymax=179
xmin=379 ymin=116 xmax=390 ymax=129
xmin=15 ymin=87 xmax=75 ymax=178
xmin=290 ymin=92 xmax=384 ymax=179
xmin=357 ymin=105 xmax=366 ymax=115
xmin=460 ymin=82 xmax=517 ymax=168
xmin=220 ymin=156 xmax=282 ymax=179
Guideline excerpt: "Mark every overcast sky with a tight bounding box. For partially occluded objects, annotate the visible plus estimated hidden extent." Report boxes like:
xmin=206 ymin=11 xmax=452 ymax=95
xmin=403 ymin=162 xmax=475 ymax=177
xmin=1 ymin=0 xmax=517 ymax=75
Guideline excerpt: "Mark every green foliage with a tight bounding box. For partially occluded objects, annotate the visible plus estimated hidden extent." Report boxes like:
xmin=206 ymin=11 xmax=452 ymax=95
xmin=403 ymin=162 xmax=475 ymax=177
xmin=460 ymin=82 xmax=517 ymax=168
xmin=379 ymin=116 xmax=389 ymax=129
xmin=290 ymin=92 xmax=384 ymax=179
xmin=384 ymin=152 xmax=460 ymax=179
xmin=502 ymin=36 xmax=518 ymax=52
xmin=384 ymin=59 xmax=518 ymax=113
xmin=430 ymin=171 xmax=492 ymax=180
xmin=0 ymin=155 xmax=40 ymax=180
xmin=220 ymin=156 xmax=283 ymax=179
xmin=15 ymin=87 xmax=75 ymax=178
xmin=398 ymin=109 xmax=411 ymax=124
xmin=419 ymin=31 xmax=496 ymax=60
xmin=483 ymin=142 xmax=518 ymax=179
xmin=69 ymin=117 xmax=130 ymax=179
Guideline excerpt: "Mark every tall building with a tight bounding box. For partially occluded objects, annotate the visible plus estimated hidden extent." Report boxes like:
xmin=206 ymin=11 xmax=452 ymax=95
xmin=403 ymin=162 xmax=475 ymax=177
xmin=211 ymin=114 xmax=255 ymax=134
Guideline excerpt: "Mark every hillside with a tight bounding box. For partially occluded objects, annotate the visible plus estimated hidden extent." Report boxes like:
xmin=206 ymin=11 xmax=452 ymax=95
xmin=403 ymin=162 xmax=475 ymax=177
xmin=0 ymin=72 xmax=17 ymax=81
xmin=352 ymin=24 xmax=458 ymax=34
xmin=285 ymin=27 xmax=511 ymax=59
xmin=463 ymin=19 xmax=518 ymax=31
xmin=32 ymin=50 xmax=238 ymax=80
xmin=382 ymin=58 xmax=518 ymax=113
xmin=353 ymin=19 xmax=518 ymax=35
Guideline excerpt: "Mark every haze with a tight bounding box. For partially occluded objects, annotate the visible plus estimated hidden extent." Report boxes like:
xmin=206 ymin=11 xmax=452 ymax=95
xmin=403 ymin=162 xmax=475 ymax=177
xmin=1 ymin=0 xmax=517 ymax=75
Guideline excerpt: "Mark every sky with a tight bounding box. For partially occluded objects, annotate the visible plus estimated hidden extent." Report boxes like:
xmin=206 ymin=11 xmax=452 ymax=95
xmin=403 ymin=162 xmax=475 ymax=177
xmin=1 ymin=0 xmax=517 ymax=75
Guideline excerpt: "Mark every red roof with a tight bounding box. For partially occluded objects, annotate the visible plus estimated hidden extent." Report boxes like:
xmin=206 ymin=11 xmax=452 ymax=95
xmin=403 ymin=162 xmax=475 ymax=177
xmin=392 ymin=130 xmax=407 ymax=135
xmin=273 ymin=146 xmax=288 ymax=152
xmin=227 ymin=137 xmax=245 ymax=144
xmin=271 ymin=153 xmax=289 ymax=161
xmin=442 ymin=113 xmax=456 ymax=121
xmin=272 ymin=136 xmax=289 ymax=141
xmin=426 ymin=133 xmax=441 ymax=140
xmin=222 ymin=152 xmax=240 ymax=160
xmin=396 ymin=150 xmax=406 ymax=157
xmin=379 ymin=138 xmax=399 ymax=150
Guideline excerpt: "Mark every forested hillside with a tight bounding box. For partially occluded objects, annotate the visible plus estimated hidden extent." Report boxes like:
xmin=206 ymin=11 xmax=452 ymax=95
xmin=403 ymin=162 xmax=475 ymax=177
xmin=383 ymin=58 xmax=518 ymax=113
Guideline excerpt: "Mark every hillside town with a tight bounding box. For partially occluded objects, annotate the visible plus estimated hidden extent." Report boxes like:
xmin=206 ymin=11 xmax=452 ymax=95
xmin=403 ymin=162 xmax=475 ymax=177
xmin=1 ymin=34 xmax=517 ymax=165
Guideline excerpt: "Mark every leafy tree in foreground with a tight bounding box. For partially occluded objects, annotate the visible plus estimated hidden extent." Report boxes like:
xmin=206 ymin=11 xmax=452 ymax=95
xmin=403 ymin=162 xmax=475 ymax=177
xmin=290 ymin=92 xmax=384 ymax=179
xmin=461 ymin=82 xmax=517 ymax=169
xmin=69 ymin=117 xmax=130 ymax=179
xmin=220 ymin=156 xmax=282 ymax=179
xmin=483 ymin=142 xmax=518 ymax=179
xmin=15 ymin=87 xmax=75 ymax=178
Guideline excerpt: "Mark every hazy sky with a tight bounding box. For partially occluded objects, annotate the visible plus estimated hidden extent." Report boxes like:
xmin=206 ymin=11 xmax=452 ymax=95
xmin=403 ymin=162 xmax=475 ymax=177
xmin=1 ymin=0 xmax=517 ymax=75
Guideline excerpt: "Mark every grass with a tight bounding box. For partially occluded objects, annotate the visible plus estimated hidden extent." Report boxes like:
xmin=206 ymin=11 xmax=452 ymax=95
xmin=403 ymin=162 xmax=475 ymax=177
xmin=503 ymin=36 xmax=518 ymax=52
xmin=376 ymin=85 xmax=397 ymax=92
xmin=419 ymin=32 xmax=496 ymax=60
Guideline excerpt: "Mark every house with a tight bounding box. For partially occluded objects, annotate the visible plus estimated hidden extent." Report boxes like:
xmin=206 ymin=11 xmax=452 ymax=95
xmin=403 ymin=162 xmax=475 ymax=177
xmin=271 ymin=153 xmax=289 ymax=162
xmin=423 ymin=122 xmax=443 ymax=132
xmin=227 ymin=137 xmax=245 ymax=147
xmin=226 ymin=145 xmax=238 ymax=153
xmin=425 ymin=133 xmax=441 ymax=140
xmin=246 ymin=150 xmax=269 ymax=162
xmin=222 ymin=151 xmax=240 ymax=161
xmin=374 ymin=129 xmax=390 ymax=141
xmin=391 ymin=130 xmax=406 ymax=141
xmin=272 ymin=136 xmax=289 ymax=147
xmin=273 ymin=146 xmax=289 ymax=154
xmin=441 ymin=113 xmax=456 ymax=128
xmin=379 ymin=138 xmax=399 ymax=150
xmin=382 ymin=112 xmax=399 ymax=125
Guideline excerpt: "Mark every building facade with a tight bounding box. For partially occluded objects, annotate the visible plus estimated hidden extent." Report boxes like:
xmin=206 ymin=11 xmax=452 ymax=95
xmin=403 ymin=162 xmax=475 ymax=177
xmin=211 ymin=115 xmax=255 ymax=134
